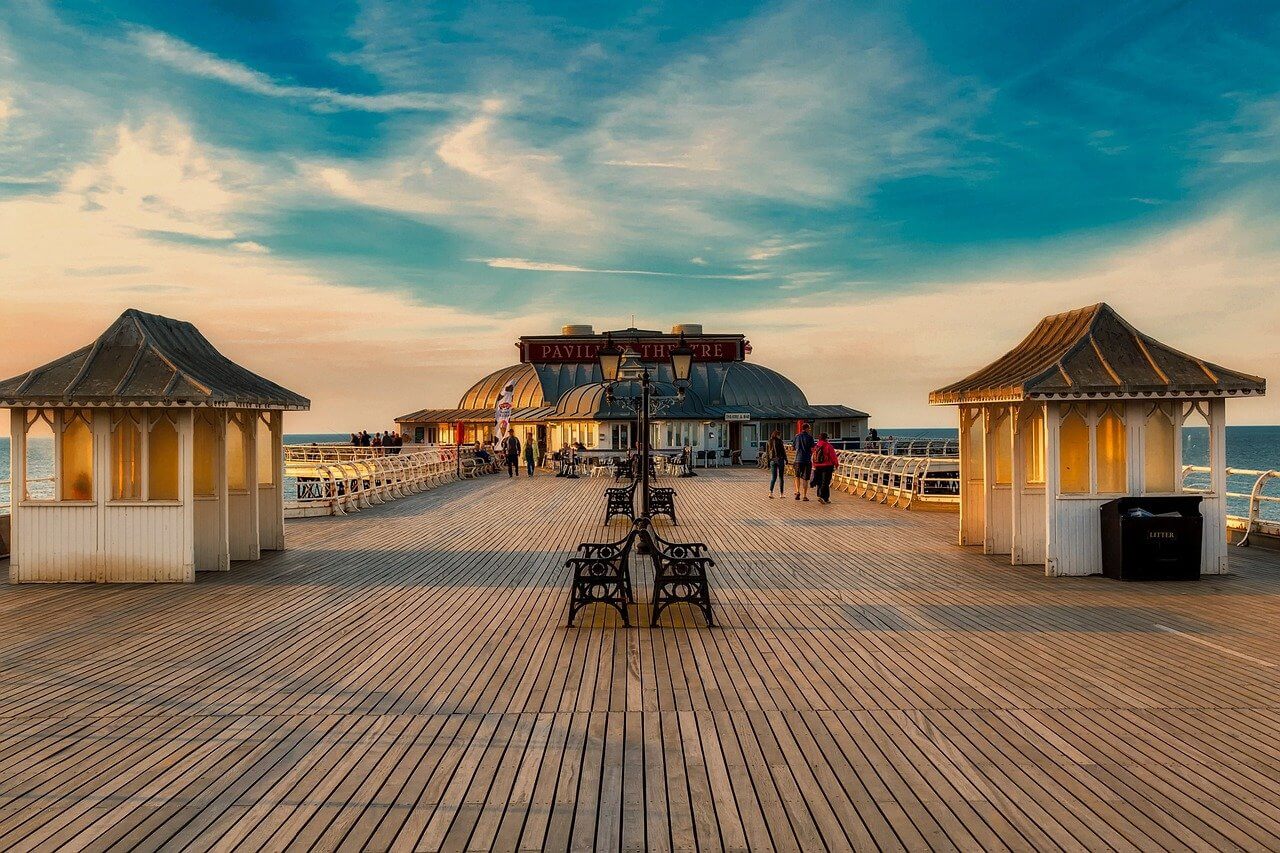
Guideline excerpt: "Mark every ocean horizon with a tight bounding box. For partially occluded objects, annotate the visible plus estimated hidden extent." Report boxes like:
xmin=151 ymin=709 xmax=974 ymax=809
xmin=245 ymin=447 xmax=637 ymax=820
xmin=4 ymin=426 xmax=1279 ymax=519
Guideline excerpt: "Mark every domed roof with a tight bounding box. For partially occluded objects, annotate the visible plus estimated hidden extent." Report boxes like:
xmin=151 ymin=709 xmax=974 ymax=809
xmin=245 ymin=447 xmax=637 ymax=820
xmin=458 ymin=364 xmax=543 ymax=409
xmin=458 ymin=359 xmax=813 ymax=414
xmin=552 ymin=382 xmax=707 ymax=420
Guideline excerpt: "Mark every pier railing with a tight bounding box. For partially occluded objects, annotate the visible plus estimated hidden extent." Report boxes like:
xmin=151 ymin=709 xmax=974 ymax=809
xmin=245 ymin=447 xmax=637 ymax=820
xmin=783 ymin=449 xmax=959 ymax=509
xmin=284 ymin=444 xmax=422 ymax=463
xmin=0 ymin=476 xmax=54 ymax=513
xmin=833 ymin=438 xmax=959 ymax=457
xmin=284 ymin=446 xmax=479 ymax=517
xmin=832 ymin=450 xmax=960 ymax=509
xmin=1182 ymin=465 xmax=1280 ymax=545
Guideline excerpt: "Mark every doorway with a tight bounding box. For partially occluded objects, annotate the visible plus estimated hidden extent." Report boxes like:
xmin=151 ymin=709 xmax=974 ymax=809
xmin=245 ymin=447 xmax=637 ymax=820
xmin=739 ymin=423 xmax=760 ymax=463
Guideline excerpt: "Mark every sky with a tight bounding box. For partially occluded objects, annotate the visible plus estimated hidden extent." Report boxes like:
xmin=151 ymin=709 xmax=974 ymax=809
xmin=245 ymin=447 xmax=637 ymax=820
xmin=0 ymin=0 xmax=1278 ymax=433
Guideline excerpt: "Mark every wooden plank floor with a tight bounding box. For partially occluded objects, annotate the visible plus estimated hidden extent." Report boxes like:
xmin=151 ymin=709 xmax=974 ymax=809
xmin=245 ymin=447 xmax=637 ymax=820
xmin=2 ymin=469 xmax=1279 ymax=852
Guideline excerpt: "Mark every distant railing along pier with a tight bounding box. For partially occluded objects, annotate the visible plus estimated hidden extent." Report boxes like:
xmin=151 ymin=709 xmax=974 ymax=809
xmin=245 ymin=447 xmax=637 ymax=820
xmin=284 ymin=444 xmax=481 ymax=517
xmin=783 ymin=448 xmax=960 ymax=510
xmin=1182 ymin=465 xmax=1280 ymax=545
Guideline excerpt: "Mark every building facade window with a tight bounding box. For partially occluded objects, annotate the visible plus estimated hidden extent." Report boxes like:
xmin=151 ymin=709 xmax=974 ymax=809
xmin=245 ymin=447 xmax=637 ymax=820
xmin=1058 ymin=405 xmax=1091 ymax=495
xmin=1096 ymin=404 xmax=1127 ymax=494
xmin=60 ymin=409 xmax=95 ymax=501
xmin=991 ymin=409 xmax=1013 ymax=486
xmin=226 ymin=413 xmax=249 ymax=492
xmin=1021 ymin=407 xmax=1046 ymax=486
xmin=110 ymin=411 xmax=144 ymax=501
xmin=1143 ymin=403 xmax=1177 ymax=493
xmin=22 ymin=409 xmax=55 ymax=501
xmin=193 ymin=412 xmax=218 ymax=497
xmin=148 ymin=413 xmax=181 ymax=501
xmin=257 ymin=414 xmax=275 ymax=487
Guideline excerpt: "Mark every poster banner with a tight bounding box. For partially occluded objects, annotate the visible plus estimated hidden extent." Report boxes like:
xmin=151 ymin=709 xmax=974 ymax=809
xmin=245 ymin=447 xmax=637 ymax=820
xmin=496 ymin=380 xmax=515 ymax=439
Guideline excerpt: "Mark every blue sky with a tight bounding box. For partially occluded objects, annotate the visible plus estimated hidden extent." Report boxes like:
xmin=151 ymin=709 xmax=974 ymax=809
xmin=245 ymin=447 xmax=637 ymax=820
xmin=1 ymin=0 xmax=1277 ymax=428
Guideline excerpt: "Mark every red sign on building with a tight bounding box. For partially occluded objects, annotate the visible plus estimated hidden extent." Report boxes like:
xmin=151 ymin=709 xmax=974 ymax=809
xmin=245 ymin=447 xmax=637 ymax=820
xmin=520 ymin=336 xmax=745 ymax=364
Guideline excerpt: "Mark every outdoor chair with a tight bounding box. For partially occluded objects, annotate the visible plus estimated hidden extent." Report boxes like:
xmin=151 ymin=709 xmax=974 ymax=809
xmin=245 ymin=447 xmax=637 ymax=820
xmin=646 ymin=531 xmax=715 ymax=627
xmin=566 ymin=531 xmax=636 ymax=627
xmin=650 ymin=485 xmax=678 ymax=525
xmin=612 ymin=457 xmax=632 ymax=480
xmin=604 ymin=481 xmax=637 ymax=525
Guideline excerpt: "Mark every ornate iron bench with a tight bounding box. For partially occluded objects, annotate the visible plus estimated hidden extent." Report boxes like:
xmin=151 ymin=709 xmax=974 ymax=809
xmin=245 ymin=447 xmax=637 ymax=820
xmin=566 ymin=531 xmax=636 ymax=626
xmin=650 ymin=486 xmax=678 ymax=525
xmin=647 ymin=531 xmax=715 ymax=627
xmin=604 ymin=481 xmax=637 ymax=525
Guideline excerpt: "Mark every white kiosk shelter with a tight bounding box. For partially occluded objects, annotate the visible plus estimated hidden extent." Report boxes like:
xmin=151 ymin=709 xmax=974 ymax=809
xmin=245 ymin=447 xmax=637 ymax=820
xmin=930 ymin=303 xmax=1265 ymax=576
xmin=0 ymin=309 xmax=309 ymax=583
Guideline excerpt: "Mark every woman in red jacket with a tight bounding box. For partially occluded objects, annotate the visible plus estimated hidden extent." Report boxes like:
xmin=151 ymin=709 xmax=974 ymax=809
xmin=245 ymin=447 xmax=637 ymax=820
xmin=811 ymin=432 xmax=838 ymax=504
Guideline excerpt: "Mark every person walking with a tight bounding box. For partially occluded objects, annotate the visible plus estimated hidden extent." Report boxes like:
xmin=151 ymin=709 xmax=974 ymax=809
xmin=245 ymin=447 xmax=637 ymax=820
xmin=792 ymin=423 xmax=815 ymax=501
xmin=523 ymin=433 xmax=537 ymax=476
xmin=502 ymin=429 xmax=522 ymax=477
xmin=812 ymin=431 xmax=838 ymax=504
xmin=765 ymin=429 xmax=788 ymax=498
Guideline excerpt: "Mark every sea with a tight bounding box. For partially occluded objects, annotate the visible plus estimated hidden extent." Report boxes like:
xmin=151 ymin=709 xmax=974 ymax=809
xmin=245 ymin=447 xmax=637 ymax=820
xmin=3 ymin=428 xmax=1279 ymax=519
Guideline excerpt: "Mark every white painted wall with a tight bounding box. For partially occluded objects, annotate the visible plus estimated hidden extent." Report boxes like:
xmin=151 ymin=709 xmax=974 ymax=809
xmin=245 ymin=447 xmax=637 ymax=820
xmin=258 ymin=411 xmax=285 ymax=552
xmin=228 ymin=411 xmax=260 ymax=561
xmin=959 ymin=408 xmax=984 ymax=546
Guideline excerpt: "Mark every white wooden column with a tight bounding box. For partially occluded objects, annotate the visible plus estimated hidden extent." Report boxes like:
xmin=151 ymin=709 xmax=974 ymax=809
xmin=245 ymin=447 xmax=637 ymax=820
xmin=227 ymin=410 xmax=260 ymax=562
xmin=258 ymin=411 xmax=285 ymax=552
xmin=982 ymin=405 xmax=1013 ymax=556
xmin=179 ymin=410 xmax=196 ymax=578
xmin=1206 ymin=398 xmax=1229 ymax=574
xmin=959 ymin=407 xmax=985 ymax=546
xmin=7 ymin=408 xmax=22 ymax=580
xmin=1011 ymin=404 xmax=1025 ymax=565
xmin=1043 ymin=401 xmax=1061 ymax=577
xmin=194 ymin=410 xmax=230 ymax=572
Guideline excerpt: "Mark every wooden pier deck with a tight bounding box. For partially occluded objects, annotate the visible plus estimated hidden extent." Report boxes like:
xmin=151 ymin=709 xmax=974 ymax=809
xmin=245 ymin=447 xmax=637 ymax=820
xmin=1 ymin=469 xmax=1279 ymax=851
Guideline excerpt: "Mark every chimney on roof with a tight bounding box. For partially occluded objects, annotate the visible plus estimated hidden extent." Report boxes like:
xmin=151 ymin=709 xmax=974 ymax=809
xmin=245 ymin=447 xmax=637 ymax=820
xmin=561 ymin=324 xmax=594 ymax=336
xmin=671 ymin=323 xmax=703 ymax=335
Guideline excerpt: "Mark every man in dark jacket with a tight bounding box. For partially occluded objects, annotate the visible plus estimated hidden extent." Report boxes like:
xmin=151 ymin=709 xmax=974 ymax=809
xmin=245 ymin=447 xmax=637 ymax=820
xmin=501 ymin=429 xmax=522 ymax=477
xmin=791 ymin=423 xmax=815 ymax=501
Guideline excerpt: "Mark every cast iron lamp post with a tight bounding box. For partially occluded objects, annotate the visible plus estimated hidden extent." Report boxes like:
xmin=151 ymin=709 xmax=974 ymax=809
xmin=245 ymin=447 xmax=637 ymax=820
xmin=599 ymin=332 xmax=693 ymax=541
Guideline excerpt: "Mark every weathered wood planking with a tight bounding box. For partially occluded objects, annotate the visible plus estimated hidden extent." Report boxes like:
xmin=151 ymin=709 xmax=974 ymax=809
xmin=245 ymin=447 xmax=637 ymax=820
xmin=1 ymin=468 xmax=1279 ymax=851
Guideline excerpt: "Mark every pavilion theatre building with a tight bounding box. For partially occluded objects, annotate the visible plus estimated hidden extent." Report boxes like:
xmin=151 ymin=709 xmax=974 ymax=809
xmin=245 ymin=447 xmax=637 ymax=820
xmin=397 ymin=324 xmax=869 ymax=462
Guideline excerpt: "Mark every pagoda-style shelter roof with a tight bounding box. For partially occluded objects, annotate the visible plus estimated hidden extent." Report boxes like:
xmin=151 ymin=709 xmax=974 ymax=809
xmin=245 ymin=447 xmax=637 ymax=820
xmin=0 ymin=309 xmax=309 ymax=410
xmin=929 ymin=303 xmax=1265 ymax=405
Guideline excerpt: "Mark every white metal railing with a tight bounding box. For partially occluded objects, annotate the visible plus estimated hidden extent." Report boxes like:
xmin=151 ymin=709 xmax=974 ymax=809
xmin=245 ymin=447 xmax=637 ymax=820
xmin=831 ymin=450 xmax=960 ymax=509
xmin=1182 ymin=465 xmax=1280 ymax=546
xmin=284 ymin=447 xmax=484 ymax=517
xmin=830 ymin=438 xmax=959 ymax=457
xmin=782 ymin=448 xmax=959 ymax=509
xmin=284 ymin=443 xmax=424 ymax=463
xmin=1 ymin=476 xmax=54 ymax=513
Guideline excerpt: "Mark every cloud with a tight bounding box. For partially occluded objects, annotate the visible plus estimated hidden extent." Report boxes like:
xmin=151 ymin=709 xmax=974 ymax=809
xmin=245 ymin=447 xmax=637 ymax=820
xmin=590 ymin=2 xmax=984 ymax=205
xmin=232 ymin=240 xmax=269 ymax=254
xmin=0 ymin=90 xmax=14 ymax=131
xmin=131 ymin=28 xmax=457 ymax=113
xmin=601 ymin=159 xmax=719 ymax=171
xmin=710 ymin=210 xmax=1280 ymax=427
xmin=61 ymin=116 xmax=256 ymax=241
xmin=0 ymin=120 xmax=552 ymax=435
xmin=300 ymin=100 xmax=601 ymax=242
xmin=746 ymin=238 xmax=816 ymax=261
xmin=477 ymin=257 xmax=768 ymax=280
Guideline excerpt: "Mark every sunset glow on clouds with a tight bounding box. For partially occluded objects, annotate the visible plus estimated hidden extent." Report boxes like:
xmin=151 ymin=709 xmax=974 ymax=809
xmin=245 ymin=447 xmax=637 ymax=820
xmin=1 ymin=1 xmax=1278 ymax=431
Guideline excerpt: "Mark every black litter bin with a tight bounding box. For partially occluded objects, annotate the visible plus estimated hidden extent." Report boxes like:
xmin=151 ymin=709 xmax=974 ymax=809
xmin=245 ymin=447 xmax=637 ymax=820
xmin=1099 ymin=496 xmax=1202 ymax=581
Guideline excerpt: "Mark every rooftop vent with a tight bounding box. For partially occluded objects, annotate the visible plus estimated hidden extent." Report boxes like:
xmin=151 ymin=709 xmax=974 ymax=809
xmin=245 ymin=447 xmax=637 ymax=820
xmin=561 ymin=324 xmax=594 ymax=336
xmin=671 ymin=323 xmax=703 ymax=336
